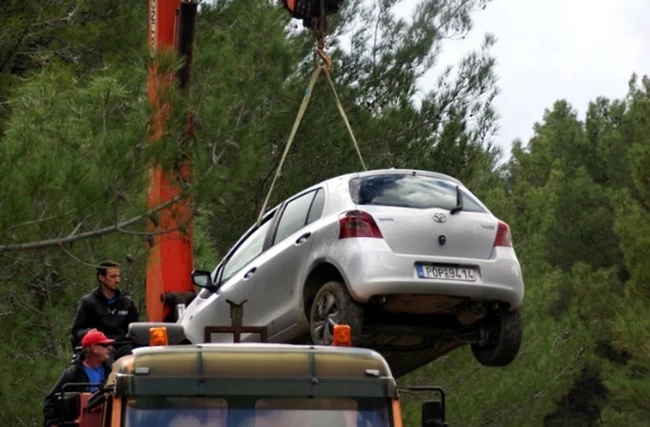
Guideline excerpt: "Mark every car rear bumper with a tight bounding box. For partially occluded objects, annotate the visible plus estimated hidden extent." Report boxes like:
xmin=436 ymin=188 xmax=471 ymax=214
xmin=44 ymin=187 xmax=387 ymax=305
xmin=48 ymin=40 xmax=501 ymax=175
xmin=331 ymin=240 xmax=524 ymax=309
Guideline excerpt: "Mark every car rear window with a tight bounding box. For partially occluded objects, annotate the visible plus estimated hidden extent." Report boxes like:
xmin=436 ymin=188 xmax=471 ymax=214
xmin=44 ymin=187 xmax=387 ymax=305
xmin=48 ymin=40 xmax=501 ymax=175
xmin=349 ymin=173 xmax=487 ymax=212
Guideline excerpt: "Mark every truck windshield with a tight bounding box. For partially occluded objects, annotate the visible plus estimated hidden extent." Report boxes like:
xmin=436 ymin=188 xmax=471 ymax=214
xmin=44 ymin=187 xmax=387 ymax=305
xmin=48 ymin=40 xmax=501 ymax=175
xmin=123 ymin=396 xmax=392 ymax=427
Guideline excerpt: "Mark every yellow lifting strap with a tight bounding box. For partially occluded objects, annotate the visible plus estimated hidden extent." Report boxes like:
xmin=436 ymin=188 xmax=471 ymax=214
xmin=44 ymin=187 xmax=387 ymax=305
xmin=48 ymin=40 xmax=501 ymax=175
xmin=256 ymin=49 xmax=367 ymax=225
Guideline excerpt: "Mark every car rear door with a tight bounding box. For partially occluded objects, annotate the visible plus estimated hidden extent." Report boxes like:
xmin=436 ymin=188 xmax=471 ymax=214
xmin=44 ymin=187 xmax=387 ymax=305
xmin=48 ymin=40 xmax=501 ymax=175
xmin=258 ymin=187 xmax=326 ymax=339
xmin=349 ymin=173 xmax=498 ymax=260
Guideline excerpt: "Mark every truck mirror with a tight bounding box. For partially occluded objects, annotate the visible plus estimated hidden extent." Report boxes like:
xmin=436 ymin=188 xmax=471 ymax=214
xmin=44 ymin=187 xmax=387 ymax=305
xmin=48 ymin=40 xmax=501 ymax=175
xmin=421 ymin=400 xmax=446 ymax=427
xmin=61 ymin=392 xmax=81 ymax=422
xmin=405 ymin=385 xmax=447 ymax=427
xmin=191 ymin=270 xmax=214 ymax=290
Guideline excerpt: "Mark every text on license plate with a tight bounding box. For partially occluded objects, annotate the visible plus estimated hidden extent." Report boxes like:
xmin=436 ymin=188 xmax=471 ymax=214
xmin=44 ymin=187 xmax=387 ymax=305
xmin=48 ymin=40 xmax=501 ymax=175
xmin=417 ymin=264 xmax=478 ymax=282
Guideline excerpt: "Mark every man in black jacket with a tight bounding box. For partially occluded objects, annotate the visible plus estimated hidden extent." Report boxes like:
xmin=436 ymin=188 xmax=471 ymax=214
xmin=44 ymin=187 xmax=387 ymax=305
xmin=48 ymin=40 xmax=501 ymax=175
xmin=71 ymin=260 xmax=139 ymax=360
xmin=44 ymin=330 xmax=114 ymax=427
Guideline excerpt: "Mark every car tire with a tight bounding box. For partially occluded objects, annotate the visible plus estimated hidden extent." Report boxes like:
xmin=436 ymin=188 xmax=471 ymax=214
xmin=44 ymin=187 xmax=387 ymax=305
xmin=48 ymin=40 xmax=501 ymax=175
xmin=309 ymin=280 xmax=363 ymax=346
xmin=471 ymin=309 xmax=523 ymax=367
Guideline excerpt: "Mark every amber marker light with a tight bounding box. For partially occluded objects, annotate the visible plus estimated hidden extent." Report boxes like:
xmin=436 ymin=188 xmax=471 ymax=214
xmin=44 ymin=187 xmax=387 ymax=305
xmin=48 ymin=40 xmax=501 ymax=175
xmin=149 ymin=327 xmax=169 ymax=346
xmin=332 ymin=324 xmax=352 ymax=347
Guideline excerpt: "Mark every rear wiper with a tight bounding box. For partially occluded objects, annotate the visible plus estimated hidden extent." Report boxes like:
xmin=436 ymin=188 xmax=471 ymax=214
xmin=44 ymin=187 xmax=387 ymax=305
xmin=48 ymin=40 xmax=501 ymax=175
xmin=450 ymin=185 xmax=463 ymax=215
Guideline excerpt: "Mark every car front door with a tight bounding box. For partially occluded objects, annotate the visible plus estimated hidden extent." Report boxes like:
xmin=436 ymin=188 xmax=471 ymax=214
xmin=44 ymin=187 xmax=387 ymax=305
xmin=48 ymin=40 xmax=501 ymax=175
xmin=260 ymin=188 xmax=326 ymax=339
xmin=206 ymin=209 xmax=278 ymax=343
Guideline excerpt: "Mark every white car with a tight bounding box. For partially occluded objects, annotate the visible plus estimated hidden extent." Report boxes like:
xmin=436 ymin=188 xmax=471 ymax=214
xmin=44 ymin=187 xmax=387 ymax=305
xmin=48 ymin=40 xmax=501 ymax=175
xmin=180 ymin=169 xmax=524 ymax=377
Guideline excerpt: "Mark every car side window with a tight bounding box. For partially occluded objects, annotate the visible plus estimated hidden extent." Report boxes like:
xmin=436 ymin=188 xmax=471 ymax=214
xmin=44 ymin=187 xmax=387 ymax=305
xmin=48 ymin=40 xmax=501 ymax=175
xmin=221 ymin=214 xmax=274 ymax=282
xmin=306 ymin=188 xmax=325 ymax=225
xmin=273 ymin=191 xmax=316 ymax=245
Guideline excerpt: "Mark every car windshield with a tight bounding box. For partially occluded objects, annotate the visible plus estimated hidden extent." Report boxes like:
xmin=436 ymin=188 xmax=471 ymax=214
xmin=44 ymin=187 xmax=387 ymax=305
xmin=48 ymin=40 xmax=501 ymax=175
xmin=349 ymin=173 xmax=487 ymax=213
xmin=123 ymin=396 xmax=392 ymax=427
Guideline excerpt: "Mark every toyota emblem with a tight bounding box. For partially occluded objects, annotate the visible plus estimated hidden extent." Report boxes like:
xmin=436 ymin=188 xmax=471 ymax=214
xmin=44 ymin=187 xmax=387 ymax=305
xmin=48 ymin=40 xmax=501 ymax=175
xmin=432 ymin=213 xmax=447 ymax=223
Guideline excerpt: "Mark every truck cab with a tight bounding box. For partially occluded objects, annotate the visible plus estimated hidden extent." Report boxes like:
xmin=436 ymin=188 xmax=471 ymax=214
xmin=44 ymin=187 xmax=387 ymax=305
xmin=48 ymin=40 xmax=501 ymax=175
xmin=55 ymin=323 xmax=447 ymax=427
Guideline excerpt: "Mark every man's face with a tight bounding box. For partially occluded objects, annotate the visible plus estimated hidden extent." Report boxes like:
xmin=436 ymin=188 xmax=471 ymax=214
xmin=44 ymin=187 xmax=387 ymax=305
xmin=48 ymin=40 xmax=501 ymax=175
xmin=92 ymin=343 xmax=112 ymax=363
xmin=99 ymin=267 xmax=120 ymax=292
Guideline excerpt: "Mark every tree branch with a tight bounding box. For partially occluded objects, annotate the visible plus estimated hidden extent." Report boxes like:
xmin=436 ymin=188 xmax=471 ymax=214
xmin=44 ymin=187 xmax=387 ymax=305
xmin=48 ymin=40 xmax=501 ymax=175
xmin=57 ymin=243 xmax=104 ymax=268
xmin=0 ymin=195 xmax=185 ymax=253
xmin=11 ymin=292 xmax=44 ymax=316
xmin=116 ymin=219 xmax=191 ymax=236
xmin=0 ymin=207 xmax=80 ymax=237
xmin=67 ymin=221 xmax=84 ymax=238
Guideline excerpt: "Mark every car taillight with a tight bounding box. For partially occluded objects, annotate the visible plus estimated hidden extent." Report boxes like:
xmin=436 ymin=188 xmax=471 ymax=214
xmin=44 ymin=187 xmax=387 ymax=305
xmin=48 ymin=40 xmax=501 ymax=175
xmin=494 ymin=220 xmax=512 ymax=247
xmin=339 ymin=210 xmax=383 ymax=239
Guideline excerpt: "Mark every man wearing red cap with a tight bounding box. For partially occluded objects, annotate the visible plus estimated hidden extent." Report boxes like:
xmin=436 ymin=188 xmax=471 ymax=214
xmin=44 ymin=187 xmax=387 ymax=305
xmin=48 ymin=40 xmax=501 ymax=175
xmin=43 ymin=330 xmax=114 ymax=427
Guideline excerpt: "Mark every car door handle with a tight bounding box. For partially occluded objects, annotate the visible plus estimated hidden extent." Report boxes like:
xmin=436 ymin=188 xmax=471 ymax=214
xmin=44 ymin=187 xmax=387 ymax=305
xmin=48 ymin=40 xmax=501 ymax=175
xmin=243 ymin=267 xmax=257 ymax=279
xmin=295 ymin=232 xmax=312 ymax=245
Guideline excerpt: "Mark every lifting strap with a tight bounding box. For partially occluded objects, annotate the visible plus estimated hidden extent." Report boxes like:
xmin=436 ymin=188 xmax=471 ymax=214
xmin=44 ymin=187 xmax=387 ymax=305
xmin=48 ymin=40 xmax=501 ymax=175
xmin=256 ymin=49 xmax=367 ymax=225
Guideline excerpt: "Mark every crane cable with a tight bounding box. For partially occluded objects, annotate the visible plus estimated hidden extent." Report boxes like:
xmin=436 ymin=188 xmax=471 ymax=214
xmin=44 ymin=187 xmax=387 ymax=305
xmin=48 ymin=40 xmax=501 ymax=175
xmin=256 ymin=46 xmax=367 ymax=226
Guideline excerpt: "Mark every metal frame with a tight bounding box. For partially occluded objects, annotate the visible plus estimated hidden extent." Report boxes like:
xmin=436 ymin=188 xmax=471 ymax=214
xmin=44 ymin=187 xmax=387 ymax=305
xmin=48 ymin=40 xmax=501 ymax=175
xmin=203 ymin=299 xmax=269 ymax=343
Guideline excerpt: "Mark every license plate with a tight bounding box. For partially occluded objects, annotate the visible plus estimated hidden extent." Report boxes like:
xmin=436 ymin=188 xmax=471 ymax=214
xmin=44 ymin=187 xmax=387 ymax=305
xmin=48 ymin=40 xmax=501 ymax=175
xmin=417 ymin=264 xmax=478 ymax=282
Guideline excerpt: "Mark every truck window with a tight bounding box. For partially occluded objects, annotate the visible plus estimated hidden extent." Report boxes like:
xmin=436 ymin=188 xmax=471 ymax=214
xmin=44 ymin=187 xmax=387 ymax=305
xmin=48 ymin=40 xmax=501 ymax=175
xmin=123 ymin=397 xmax=227 ymax=427
xmin=123 ymin=396 xmax=392 ymax=427
xmin=253 ymin=397 xmax=390 ymax=427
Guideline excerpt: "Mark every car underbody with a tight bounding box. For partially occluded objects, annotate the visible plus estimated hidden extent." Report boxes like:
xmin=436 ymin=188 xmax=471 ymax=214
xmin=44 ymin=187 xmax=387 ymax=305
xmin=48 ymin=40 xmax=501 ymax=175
xmin=298 ymin=291 xmax=522 ymax=378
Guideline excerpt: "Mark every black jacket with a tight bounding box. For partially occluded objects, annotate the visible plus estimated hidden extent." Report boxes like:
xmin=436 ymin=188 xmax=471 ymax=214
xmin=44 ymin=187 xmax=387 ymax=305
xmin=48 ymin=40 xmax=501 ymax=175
xmin=43 ymin=356 xmax=111 ymax=426
xmin=71 ymin=287 xmax=139 ymax=347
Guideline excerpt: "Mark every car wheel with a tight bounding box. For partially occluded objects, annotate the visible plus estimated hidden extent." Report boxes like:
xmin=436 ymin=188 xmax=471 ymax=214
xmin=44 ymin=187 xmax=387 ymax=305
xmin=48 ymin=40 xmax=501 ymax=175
xmin=471 ymin=309 xmax=523 ymax=367
xmin=309 ymin=281 xmax=363 ymax=345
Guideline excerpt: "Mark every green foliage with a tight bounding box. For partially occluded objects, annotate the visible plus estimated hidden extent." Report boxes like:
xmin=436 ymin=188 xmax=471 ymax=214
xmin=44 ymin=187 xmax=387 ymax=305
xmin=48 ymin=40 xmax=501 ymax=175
xmin=0 ymin=0 xmax=148 ymax=134
xmin=399 ymin=72 xmax=650 ymax=426
xmin=1 ymin=66 xmax=145 ymax=241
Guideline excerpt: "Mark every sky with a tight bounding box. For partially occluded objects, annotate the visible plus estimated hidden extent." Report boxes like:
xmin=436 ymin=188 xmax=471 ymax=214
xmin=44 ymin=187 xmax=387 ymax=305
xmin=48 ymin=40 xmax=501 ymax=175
xmin=393 ymin=0 xmax=650 ymax=159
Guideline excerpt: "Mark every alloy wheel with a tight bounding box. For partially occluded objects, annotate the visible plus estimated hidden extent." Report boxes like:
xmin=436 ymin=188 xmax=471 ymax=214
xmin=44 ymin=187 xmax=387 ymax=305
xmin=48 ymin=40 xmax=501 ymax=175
xmin=313 ymin=292 xmax=339 ymax=344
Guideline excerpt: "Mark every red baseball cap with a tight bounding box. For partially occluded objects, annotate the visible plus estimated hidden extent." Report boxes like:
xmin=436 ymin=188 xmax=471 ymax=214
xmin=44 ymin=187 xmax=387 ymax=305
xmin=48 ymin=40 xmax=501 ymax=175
xmin=81 ymin=330 xmax=116 ymax=348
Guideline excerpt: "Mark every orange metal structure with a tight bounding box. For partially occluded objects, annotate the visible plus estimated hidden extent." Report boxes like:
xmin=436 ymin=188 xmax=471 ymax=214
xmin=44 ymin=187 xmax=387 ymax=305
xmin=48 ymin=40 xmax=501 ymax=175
xmin=145 ymin=0 xmax=196 ymax=322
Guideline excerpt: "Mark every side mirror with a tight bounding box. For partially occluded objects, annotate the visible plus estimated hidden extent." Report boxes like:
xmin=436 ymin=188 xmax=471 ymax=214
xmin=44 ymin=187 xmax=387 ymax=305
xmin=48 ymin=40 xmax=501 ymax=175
xmin=405 ymin=386 xmax=447 ymax=427
xmin=191 ymin=270 xmax=215 ymax=291
xmin=422 ymin=400 xmax=447 ymax=427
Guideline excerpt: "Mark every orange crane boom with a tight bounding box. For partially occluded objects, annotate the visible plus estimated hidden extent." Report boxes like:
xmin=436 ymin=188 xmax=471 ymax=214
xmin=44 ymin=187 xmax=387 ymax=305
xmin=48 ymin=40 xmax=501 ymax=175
xmin=145 ymin=0 xmax=198 ymax=323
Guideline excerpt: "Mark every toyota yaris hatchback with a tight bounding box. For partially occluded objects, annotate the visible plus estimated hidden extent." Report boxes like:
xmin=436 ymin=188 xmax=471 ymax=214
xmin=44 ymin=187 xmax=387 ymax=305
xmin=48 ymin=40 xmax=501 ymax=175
xmin=180 ymin=169 xmax=524 ymax=377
